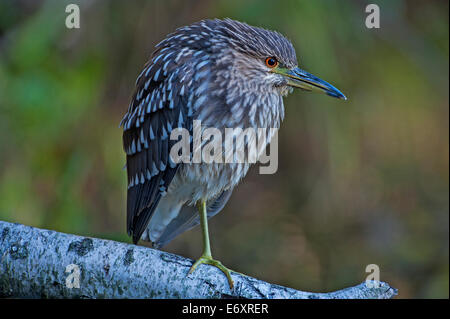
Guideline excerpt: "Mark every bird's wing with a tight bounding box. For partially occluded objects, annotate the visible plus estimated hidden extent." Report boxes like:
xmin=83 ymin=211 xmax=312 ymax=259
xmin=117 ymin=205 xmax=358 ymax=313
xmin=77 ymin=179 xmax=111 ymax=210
xmin=121 ymin=48 xmax=194 ymax=244
xmin=153 ymin=188 xmax=234 ymax=248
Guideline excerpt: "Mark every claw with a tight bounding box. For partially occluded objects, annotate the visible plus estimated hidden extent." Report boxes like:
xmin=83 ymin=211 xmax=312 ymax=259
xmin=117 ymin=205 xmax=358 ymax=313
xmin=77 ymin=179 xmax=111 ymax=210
xmin=188 ymin=255 xmax=235 ymax=289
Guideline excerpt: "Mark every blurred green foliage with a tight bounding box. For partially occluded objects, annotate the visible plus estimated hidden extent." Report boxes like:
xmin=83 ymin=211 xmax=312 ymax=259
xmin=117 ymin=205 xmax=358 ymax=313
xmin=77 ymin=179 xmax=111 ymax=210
xmin=0 ymin=0 xmax=448 ymax=298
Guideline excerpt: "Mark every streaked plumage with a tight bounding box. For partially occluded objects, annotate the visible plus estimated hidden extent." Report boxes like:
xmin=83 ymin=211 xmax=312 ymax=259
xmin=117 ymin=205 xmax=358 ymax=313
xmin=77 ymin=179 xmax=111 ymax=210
xmin=120 ymin=18 xmax=346 ymax=252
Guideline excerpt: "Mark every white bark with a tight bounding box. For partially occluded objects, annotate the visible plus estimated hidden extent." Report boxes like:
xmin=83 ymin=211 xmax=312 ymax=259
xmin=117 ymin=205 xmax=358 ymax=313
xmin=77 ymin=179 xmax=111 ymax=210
xmin=0 ymin=221 xmax=397 ymax=299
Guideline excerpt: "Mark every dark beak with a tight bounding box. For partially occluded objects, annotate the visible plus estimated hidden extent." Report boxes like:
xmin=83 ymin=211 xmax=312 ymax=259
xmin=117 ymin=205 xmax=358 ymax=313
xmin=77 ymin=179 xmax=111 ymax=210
xmin=275 ymin=67 xmax=347 ymax=100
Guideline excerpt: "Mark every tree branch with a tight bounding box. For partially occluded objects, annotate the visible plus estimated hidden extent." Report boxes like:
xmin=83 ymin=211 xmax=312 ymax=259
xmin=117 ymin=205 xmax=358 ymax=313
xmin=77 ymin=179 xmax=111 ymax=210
xmin=0 ymin=221 xmax=397 ymax=299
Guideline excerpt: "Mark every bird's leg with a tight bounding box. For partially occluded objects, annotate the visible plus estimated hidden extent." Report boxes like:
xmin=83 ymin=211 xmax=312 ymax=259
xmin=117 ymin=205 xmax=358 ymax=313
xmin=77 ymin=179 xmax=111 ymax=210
xmin=188 ymin=199 xmax=235 ymax=289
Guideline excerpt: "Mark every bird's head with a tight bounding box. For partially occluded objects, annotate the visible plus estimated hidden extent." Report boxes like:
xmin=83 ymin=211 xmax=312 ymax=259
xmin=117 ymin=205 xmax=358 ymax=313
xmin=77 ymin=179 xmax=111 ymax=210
xmin=212 ymin=19 xmax=346 ymax=100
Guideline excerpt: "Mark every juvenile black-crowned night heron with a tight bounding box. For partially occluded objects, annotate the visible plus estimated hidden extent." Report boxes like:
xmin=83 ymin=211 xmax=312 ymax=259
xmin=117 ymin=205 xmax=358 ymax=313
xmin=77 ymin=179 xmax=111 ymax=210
xmin=120 ymin=18 xmax=346 ymax=288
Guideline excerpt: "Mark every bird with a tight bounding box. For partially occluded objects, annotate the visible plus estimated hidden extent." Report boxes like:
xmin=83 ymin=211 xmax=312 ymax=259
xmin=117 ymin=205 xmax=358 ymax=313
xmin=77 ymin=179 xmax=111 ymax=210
xmin=120 ymin=18 xmax=346 ymax=289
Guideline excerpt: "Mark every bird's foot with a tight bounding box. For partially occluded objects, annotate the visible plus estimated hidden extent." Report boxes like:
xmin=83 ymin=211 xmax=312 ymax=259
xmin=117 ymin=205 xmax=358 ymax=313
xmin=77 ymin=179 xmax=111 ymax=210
xmin=188 ymin=255 xmax=235 ymax=289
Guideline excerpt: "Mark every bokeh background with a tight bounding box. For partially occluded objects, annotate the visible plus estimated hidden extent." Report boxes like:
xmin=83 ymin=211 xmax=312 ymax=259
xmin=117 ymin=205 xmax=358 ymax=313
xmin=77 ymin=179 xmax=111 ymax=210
xmin=0 ymin=0 xmax=448 ymax=298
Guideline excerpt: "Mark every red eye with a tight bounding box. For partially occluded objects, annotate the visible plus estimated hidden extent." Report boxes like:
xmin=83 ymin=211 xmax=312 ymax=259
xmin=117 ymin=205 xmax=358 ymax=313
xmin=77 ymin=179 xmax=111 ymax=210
xmin=265 ymin=57 xmax=278 ymax=68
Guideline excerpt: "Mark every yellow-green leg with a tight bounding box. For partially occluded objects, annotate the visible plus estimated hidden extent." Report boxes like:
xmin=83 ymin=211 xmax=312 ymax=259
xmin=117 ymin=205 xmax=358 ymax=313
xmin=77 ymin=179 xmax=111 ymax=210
xmin=188 ymin=200 xmax=235 ymax=289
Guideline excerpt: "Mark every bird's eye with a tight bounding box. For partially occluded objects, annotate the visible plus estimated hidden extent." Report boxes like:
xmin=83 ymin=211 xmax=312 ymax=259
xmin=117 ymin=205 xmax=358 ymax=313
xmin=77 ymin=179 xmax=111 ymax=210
xmin=265 ymin=57 xmax=278 ymax=68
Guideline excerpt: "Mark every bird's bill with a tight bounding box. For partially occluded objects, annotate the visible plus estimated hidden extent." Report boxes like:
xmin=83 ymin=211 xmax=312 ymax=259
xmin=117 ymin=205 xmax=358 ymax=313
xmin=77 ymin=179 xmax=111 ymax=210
xmin=274 ymin=67 xmax=347 ymax=100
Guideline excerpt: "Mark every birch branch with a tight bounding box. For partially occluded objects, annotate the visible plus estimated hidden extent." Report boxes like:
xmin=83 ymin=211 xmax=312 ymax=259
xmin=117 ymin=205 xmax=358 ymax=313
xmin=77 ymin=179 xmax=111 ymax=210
xmin=0 ymin=221 xmax=397 ymax=299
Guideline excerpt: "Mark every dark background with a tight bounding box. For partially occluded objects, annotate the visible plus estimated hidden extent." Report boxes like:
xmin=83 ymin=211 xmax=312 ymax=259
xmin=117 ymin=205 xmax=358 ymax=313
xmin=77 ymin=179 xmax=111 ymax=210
xmin=0 ymin=0 xmax=448 ymax=298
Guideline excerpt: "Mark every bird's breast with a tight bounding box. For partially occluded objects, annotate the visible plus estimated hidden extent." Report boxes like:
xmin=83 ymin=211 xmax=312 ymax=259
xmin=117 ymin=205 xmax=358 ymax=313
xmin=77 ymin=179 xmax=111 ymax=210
xmin=167 ymin=89 xmax=285 ymax=203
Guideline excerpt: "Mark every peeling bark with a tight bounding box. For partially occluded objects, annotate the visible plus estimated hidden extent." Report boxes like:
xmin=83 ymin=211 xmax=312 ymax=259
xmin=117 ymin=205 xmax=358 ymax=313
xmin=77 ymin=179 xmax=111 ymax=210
xmin=0 ymin=221 xmax=397 ymax=299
